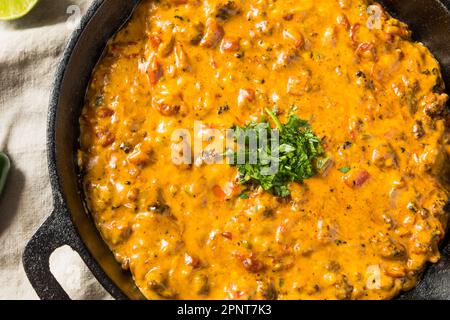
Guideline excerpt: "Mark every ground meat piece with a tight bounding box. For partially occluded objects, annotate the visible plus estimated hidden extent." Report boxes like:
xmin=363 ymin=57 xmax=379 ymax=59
xmin=419 ymin=145 xmax=449 ymax=177
xmin=240 ymin=253 xmax=266 ymax=273
xmin=200 ymin=18 xmax=224 ymax=48
xmin=96 ymin=107 xmax=114 ymax=118
xmin=334 ymin=275 xmax=353 ymax=300
xmin=371 ymin=233 xmax=406 ymax=260
xmin=152 ymin=93 xmax=185 ymax=117
xmin=272 ymin=48 xmax=299 ymax=70
xmin=372 ymin=143 xmax=397 ymax=168
xmin=188 ymin=22 xmax=205 ymax=45
xmin=412 ymin=120 xmax=425 ymax=139
xmin=258 ymin=281 xmax=278 ymax=300
xmin=95 ymin=126 xmax=115 ymax=147
xmin=174 ymin=43 xmax=191 ymax=72
xmin=215 ymin=1 xmax=241 ymax=21
xmin=148 ymin=280 xmax=178 ymax=299
xmin=422 ymin=93 xmax=449 ymax=119
xmin=343 ymin=170 xmax=370 ymax=188
xmin=185 ymin=253 xmax=202 ymax=268
xmin=127 ymin=142 xmax=155 ymax=166
xmin=102 ymin=220 xmax=131 ymax=245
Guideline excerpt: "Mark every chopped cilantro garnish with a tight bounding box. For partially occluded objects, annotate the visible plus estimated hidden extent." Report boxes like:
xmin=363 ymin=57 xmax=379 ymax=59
xmin=338 ymin=167 xmax=351 ymax=174
xmin=231 ymin=108 xmax=324 ymax=197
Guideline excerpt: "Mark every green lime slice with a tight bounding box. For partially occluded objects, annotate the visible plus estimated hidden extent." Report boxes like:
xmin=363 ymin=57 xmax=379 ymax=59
xmin=0 ymin=0 xmax=39 ymax=21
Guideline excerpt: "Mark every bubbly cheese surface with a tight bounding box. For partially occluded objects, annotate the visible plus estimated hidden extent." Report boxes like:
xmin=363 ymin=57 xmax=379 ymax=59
xmin=79 ymin=0 xmax=450 ymax=299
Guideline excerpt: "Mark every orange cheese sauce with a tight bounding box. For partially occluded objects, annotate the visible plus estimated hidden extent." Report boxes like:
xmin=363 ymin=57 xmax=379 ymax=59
xmin=78 ymin=0 xmax=450 ymax=299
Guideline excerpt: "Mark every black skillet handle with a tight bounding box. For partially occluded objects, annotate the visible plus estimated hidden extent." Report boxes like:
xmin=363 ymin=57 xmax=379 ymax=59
xmin=23 ymin=207 xmax=77 ymax=300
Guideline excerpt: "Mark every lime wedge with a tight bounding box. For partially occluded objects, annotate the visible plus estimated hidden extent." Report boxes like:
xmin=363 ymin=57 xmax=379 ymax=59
xmin=0 ymin=0 xmax=39 ymax=21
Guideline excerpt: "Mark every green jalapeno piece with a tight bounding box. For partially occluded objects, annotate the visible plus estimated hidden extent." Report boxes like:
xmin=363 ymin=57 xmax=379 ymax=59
xmin=0 ymin=152 xmax=10 ymax=196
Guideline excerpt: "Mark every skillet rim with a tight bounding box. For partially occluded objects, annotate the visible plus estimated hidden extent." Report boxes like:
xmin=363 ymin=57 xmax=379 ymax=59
xmin=46 ymin=0 xmax=133 ymax=299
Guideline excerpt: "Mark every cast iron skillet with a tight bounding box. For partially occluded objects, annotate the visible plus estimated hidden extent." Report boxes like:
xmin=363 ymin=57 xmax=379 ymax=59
xmin=22 ymin=0 xmax=450 ymax=300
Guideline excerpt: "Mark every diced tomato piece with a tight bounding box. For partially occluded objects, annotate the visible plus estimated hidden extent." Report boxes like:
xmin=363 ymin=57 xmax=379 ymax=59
xmin=147 ymin=55 xmax=163 ymax=86
xmin=343 ymin=170 xmax=370 ymax=188
xmin=213 ymin=185 xmax=227 ymax=199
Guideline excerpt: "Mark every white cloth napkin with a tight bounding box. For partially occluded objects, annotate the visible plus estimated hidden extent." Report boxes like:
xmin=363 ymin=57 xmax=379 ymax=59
xmin=0 ymin=0 xmax=112 ymax=300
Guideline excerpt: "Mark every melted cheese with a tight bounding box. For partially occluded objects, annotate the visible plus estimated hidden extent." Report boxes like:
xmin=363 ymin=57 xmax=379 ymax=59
xmin=79 ymin=0 xmax=450 ymax=299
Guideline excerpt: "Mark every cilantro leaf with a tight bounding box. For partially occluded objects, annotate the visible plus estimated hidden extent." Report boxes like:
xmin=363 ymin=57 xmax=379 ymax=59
xmin=338 ymin=167 xmax=351 ymax=174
